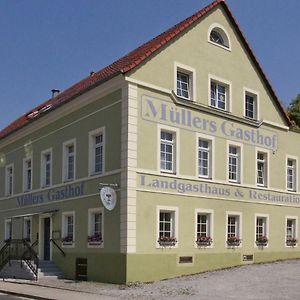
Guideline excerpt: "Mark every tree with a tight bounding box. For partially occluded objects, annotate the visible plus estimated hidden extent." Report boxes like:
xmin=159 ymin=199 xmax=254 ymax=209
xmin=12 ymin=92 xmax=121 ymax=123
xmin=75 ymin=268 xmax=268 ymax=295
xmin=287 ymin=94 xmax=300 ymax=131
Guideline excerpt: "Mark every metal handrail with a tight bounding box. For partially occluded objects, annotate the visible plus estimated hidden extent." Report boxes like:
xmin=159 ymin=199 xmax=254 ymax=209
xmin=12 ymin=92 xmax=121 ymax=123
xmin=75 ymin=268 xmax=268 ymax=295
xmin=0 ymin=239 xmax=39 ymax=281
xmin=50 ymin=239 xmax=66 ymax=257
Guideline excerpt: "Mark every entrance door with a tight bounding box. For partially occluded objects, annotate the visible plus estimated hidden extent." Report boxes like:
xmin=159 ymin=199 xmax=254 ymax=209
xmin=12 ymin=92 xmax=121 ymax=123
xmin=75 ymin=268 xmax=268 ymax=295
xmin=44 ymin=218 xmax=51 ymax=260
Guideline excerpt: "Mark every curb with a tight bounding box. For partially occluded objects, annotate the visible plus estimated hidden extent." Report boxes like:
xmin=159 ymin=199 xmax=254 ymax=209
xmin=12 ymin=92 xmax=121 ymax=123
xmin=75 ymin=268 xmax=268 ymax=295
xmin=0 ymin=288 xmax=56 ymax=300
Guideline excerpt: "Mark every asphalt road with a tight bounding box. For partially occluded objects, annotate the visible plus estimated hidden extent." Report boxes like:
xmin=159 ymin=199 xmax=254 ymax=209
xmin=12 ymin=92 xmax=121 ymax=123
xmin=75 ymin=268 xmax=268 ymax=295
xmin=0 ymin=293 xmax=32 ymax=300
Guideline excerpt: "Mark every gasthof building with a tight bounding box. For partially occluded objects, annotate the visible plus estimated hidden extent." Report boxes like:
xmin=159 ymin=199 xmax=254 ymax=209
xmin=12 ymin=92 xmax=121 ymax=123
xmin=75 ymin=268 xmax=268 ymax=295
xmin=0 ymin=0 xmax=299 ymax=283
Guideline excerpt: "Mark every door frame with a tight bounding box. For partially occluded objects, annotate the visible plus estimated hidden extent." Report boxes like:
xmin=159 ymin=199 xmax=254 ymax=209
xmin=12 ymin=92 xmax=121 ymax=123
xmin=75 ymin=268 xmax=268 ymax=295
xmin=38 ymin=214 xmax=53 ymax=261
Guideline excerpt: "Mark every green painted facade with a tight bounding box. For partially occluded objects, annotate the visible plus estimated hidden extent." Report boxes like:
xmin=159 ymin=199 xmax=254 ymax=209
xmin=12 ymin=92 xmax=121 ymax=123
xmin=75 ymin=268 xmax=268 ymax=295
xmin=0 ymin=3 xmax=300 ymax=283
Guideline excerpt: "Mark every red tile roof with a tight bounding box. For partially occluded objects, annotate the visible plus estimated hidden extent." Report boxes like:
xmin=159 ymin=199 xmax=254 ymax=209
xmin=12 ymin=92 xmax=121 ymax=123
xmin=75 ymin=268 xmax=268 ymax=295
xmin=0 ymin=0 xmax=290 ymax=140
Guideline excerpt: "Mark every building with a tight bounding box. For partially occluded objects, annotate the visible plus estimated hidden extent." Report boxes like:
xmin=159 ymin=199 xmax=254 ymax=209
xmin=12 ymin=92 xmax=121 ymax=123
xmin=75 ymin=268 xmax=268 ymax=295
xmin=0 ymin=0 xmax=299 ymax=283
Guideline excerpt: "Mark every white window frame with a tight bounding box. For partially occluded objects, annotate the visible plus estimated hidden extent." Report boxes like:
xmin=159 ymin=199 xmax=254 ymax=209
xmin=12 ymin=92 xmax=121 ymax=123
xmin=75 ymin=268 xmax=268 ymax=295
xmin=225 ymin=211 xmax=242 ymax=248
xmin=195 ymin=209 xmax=214 ymax=248
xmin=208 ymin=74 xmax=232 ymax=112
xmin=4 ymin=219 xmax=12 ymax=241
xmin=62 ymin=138 xmax=76 ymax=182
xmin=23 ymin=157 xmax=33 ymax=192
xmin=227 ymin=141 xmax=243 ymax=184
xmin=89 ymin=127 xmax=105 ymax=176
xmin=174 ymin=62 xmax=196 ymax=101
xmin=207 ymin=23 xmax=231 ymax=51
xmin=157 ymin=125 xmax=179 ymax=174
xmin=88 ymin=207 xmax=104 ymax=248
xmin=23 ymin=217 xmax=32 ymax=242
xmin=256 ymin=148 xmax=269 ymax=188
xmin=156 ymin=206 xmax=178 ymax=248
xmin=40 ymin=148 xmax=53 ymax=188
xmin=61 ymin=211 xmax=75 ymax=248
xmin=286 ymin=155 xmax=298 ymax=192
xmin=5 ymin=164 xmax=14 ymax=196
xmin=243 ymin=88 xmax=259 ymax=120
xmin=285 ymin=216 xmax=298 ymax=247
xmin=196 ymin=133 xmax=215 ymax=180
xmin=254 ymin=214 xmax=269 ymax=248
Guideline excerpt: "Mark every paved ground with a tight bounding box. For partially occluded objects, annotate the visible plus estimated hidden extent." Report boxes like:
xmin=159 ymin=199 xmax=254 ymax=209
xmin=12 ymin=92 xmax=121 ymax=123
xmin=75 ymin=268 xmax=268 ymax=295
xmin=1 ymin=259 xmax=300 ymax=299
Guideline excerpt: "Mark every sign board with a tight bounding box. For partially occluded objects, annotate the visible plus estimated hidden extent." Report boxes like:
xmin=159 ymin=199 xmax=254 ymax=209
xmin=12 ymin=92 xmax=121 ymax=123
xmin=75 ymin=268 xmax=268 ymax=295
xmin=100 ymin=187 xmax=117 ymax=210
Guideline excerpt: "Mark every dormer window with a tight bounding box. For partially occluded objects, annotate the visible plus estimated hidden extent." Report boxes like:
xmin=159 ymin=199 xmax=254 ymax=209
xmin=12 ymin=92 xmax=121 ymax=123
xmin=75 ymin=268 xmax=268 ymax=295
xmin=208 ymin=24 xmax=231 ymax=50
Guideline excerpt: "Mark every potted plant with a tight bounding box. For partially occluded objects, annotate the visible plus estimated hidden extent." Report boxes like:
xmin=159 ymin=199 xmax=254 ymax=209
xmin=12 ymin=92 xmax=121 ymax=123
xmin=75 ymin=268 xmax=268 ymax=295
xmin=88 ymin=233 xmax=103 ymax=245
xmin=227 ymin=236 xmax=241 ymax=247
xmin=158 ymin=236 xmax=177 ymax=247
xmin=286 ymin=237 xmax=297 ymax=246
xmin=61 ymin=234 xmax=73 ymax=245
xmin=256 ymin=236 xmax=268 ymax=247
xmin=196 ymin=236 xmax=212 ymax=247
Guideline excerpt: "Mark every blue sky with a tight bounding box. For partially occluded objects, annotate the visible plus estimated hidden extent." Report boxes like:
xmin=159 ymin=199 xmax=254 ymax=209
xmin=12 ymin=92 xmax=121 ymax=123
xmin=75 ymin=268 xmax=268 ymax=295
xmin=0 ymin=0 xmax=299 ymax=130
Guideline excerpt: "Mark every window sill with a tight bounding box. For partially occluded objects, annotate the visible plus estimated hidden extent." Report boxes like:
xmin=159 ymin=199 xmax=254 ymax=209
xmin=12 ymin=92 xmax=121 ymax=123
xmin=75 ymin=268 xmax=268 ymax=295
xmin=63 ymin=179 xmax=75 ymax=183
xmin=160 ymin=170 xmax=176 ymax=175
xmin=209 ymin=105 xmax=228 ymax=113
xmin=88 ymin=241 xmax=104 ymax=248
xmin=208 ymin=40 xmax=231 ymax=52
xmin=286 ymin=242 xmax=297 ymax=247
xmin=176 ymin=94 xmax=192 ymax=102
xmin=90 ymin=171 xmax=103 ymax=177
xmin=244 ymin=116 xmax=258 ymax=122
xmin=61 ymin=241 xmax=75 ymax=248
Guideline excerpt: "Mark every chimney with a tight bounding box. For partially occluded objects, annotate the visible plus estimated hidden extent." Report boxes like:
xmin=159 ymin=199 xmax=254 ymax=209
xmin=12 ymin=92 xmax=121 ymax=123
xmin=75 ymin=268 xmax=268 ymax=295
xmin=51 ymin=89 xmax=60 ymax=98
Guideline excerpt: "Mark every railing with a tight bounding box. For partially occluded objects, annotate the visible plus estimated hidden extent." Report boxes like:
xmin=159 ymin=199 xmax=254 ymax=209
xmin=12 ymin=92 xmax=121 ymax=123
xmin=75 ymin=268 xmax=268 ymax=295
xmin=0 ymin=241 xmax=11 ymax=273
xmin=50 ymin=239 xmax=66 ymax=257
xmin=0 ymin=239 xmax=39 ymax=280
xmin=22 ymin=240 xmax=39 ymax=280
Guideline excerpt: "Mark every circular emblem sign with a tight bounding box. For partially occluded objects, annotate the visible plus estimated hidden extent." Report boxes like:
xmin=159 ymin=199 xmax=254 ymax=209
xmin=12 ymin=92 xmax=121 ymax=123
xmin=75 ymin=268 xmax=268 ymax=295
xmin=100 ymin=187 xmax=117 ymax=211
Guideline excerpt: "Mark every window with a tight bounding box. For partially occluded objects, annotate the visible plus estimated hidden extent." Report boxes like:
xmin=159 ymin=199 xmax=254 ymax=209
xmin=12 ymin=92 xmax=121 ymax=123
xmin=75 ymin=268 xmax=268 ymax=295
xmin=227 ymin=216 xmax=239 ymax=238
xmin=159 ymin=211 xmax=173 ymax=238
xmin=255 ymin=215 xmax=268 ymax=245
xmin=23 ymin=217 xmax=32 ymax=242
xmin=210 ymin=81 xmax=227 ymax=110
xmin=5 ymin=164 xmax=13 ymax=196
xmin=62 ymin=211 xmax=75 ymax=246
xmin=160 ymin=131 xmax=175 ymax=173
xmin=287 ymin=158 xmax=296 ymax=192
xmin=226 ymin=212 xmax=241 ymax=246
xmin=286 ymin=218 xmax=297 ymax=246
xmin=88 ymin=208 xmax=104 ymax=246
xmin=41 ymin=149 xmax=52 ymax=187
xmin=257 ymin=151 xmax=267 ymax=187
xmin=210 ymin=30 xmax=224 ymax=46
xmin=196 ymin=210 xmax=213 ymax=244
xmin=63 ymin=140 xmax=76 ymax=182
xmin=208 ymin=24 xmax=231 ymax=49
xmin=228 ymin=145 xmax=241 ymax=183
xmin=198 ymin=139 xmax=212 ymax=178
xmin=157 ymin=206 xmax=178 ymax=247
xmin=23 ymin=158 xmax=32 ymax=192
xmin=177 ymin=72 xmax=190 ymax=99
xmin=174 ymin=63 xmax=195 ymax=101
xmin=4 ymin=219 xmax=12 ymax=241
xmin=89 ymin=128 xmax=105 ymax=176
xmin=245 ymin=92 xmax=258 ymax=120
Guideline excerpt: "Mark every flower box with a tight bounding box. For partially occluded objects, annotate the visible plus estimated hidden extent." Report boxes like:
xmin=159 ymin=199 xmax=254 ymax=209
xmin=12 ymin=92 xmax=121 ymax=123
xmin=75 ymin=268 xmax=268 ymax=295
xmin=286 ymin=238 xmax=297 ymax=246
xmin=196 ymin=236 xmax=212 ymax=247
xmin=88 ymin=234 xmax=103 ymax=246
xmin=256 ymin=236 xmax=268 ymax=247
xmin=158 ymin=236 xmax=177 ymax=247
xmin=61 ymin=235 xmax=74 ymax=245
xmin=227 ymin=236 xmax=241 ymax=247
